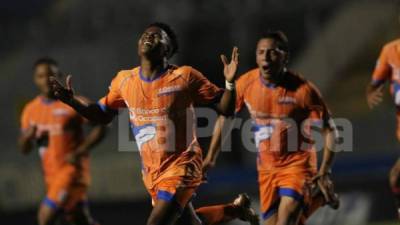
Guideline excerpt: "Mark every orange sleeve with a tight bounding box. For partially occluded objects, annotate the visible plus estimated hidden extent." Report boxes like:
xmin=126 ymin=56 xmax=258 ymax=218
xmin=98 ymin=72 xmax=127 ymax=112
xmin=371 ymin=45 xmax=391 ymax=87
xmin=302 ymin=82 xmax=332 ymax=128
xmin=235 ymin=75 xmax=246 ymax=113
xmin=20 ymin=104 xmax=32 ymax=132
xmin=188 ymin=67 xmax=223 ymax=105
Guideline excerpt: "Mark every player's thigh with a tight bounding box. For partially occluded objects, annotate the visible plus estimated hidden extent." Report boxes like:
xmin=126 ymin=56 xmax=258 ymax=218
xmin=263 ymin=213 xmax=277 ymax=225
xmin=70 ymin=202 xmax=95 ymax=225
xmin=38 ymin=203 xmax=59 ymax=225
xmin=177 ymin=202 xmax=202 ymax=225
xmin=276 ymin=196 xmax=302 ymax=225
xmin=147 ymin=198 xmax=182 ymax=225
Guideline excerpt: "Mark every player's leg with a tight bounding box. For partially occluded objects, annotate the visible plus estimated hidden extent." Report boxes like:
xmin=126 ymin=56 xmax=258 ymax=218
xmin=275 ymin=195 xmax=302 ymax=225
xmin=146 ymin=185 xmax=197 ymax=225
xmin=389 ymin=158 xmax=400 ymax=218
xmin=273 ymin=167 xmax=313 ymax=225
xmin=146 ymin=196 xmax=184 ymax=225
xmin=177 ymin=202 xmax=203 ymax=225
xmin=68 ymin=200 xmax=99 ymax=225
xmin=37 ymin=199 xmax=61 ymax=225
xmin=391 ymin=109 xmax=400 ymax=219
xmin=195 ymin=193 xmax=259 ymax=225
xmin=259 ymin=171 xmax=279 ymax=225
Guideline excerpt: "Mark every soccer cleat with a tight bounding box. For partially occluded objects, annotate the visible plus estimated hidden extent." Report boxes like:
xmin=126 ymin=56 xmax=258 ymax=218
xmin=232 ymin=193 xmax=260 ymax=225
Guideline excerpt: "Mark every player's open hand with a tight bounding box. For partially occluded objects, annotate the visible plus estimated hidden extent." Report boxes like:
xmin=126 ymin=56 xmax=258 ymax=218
xmin=202 ymin=158 xmax=216 ymax=174
xmin=367 ymin=85 xmax=383 ymax=109
xmin=221 ymin=46 xmax=239 ymax=83
xmin=312 ymin=173 xmax=339 ymax=209
xmin=49 ymin=75 xmax=74 ymax=103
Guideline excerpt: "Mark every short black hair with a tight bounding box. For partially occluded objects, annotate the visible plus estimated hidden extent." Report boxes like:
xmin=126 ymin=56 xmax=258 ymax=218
xmin=147 ymin=22 xmax=179 ymax=58
xmin=33 ymin=57 xmax=58 ymax=68
xmin=260 ymin=30 xmax=289 ymax=53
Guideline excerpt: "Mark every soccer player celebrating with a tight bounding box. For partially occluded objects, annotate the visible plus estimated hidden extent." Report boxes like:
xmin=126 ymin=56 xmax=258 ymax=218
xmin=367 ymin=38 xmax=400 ymax=219
xmin=18 ymin=58 xmax=106 ymax=225
xmin=208 ymin=31 xmax=339 ymax=225
xmin=49 ymin=23 xmax=258 ymax=225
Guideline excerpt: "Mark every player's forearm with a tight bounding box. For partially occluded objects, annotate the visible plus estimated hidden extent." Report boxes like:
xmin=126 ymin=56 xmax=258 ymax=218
xmin=66 ymin=97 xmax=114 ymax=124
xmin=319 ymin=129 xmax=336 ymax=174
xmin=217 ymin=89 xmax=236 ymax=116
xmin=205 ymin=116 xmax=225 ymax=164
xmin=17 ymin=136 xmax=33 ymax=155
xmin=76 ymin=125 xmax=107 ymax=154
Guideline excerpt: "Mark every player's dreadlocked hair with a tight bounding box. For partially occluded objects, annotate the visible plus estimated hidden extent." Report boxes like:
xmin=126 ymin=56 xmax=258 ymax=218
xmin=261 ymin=30 xmax=289 ymax=53
xmin=33 ymin=57 xmax=58 ymax=69
xmin=147 ymin=22 xmax=179 ymax=58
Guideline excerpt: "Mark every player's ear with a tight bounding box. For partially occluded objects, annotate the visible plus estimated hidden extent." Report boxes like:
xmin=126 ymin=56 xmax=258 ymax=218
xmin=284 ymin=52 xmax=289 ymax=66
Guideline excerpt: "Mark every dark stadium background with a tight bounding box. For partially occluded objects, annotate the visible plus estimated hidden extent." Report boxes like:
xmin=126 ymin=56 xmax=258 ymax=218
xmin=1 ymin=0 xmax=399 ymax=224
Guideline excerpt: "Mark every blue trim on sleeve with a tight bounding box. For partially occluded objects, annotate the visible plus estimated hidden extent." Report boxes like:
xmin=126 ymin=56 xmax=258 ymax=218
xmin=43 ymin=197 xmax=58 ymax=210
xmin=278 ymin=188 xmax=303 ymax=202
xmin=157 ymin=190 xmax=175 ymax=202
xmin=262 ymin=200 xmax=279 ymax=220
xmin=96 ymin=102 xmax=118 ymax=114
xmin=371 ymin=79 xmax=385 ymax=87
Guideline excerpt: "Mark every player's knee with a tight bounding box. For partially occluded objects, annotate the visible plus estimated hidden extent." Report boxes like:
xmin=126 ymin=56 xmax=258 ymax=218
xmin=280 ymin=198 xmax=300 ymax=214
xmin=38 ymin=206 xmax=55 ymax=225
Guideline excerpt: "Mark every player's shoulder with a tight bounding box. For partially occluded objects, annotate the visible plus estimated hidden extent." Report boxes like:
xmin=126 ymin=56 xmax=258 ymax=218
xmin=382 ymin=38 xmax=400 ymax=51
xmin=169 ymin=65 xmax=201 ymax=83
xmin=115 ymin=68 xmax=137 ymax=80
xmin=23 ymin=96 xmax=42 ymax=111
xmin=110 ymin=67 xmax=137 ymax=89
xmin=173 ymin=65 xmax=193 ymax=74
xmin=284 ymin=70 xmax=317 ymax=93
xmin=237 ymin=68 xmax=260 ymax=85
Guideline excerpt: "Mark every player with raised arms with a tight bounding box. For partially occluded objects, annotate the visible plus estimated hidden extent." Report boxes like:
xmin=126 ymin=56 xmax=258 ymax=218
xmin=49 ymin=22 xmax=259 ymax=225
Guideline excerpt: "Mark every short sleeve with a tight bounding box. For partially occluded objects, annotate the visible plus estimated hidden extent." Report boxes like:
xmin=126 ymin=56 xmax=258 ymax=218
xmin=20 ymin=104 xmax=32 ymax=133
xmin=98 ymin=71 xmax=127 ymax=112
xmin=188 ymin=67 xmax=223 ymax=105
xmin=371 ymin=45 xmax=391 ymax=87
xmin=302 ymin=82 xmax=332 ymax=129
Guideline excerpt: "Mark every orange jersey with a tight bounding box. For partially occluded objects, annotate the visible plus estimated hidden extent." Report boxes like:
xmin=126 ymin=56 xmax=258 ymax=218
xmin=371 ymin=39 xmax=400 ymax=97
xmin=20 ymin=96 xmax=89 ymax=184
xmin=236 ymin=68 xmax=331 ymax=171
xmin=98 ymin=65 xmax=222 ymax=184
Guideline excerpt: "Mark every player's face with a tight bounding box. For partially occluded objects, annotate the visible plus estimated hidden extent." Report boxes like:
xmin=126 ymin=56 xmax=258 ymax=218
xmin=33 ymin=63 xmax=59 ymax=97
xmin=256 ymin=38 xmax=287 ymax=80
xmin=138 ymin=26 xmax=170 ymax=60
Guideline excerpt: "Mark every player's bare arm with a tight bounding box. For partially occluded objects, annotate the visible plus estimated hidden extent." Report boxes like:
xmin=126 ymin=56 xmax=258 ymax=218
xmin=216 ymin=46 xmax=239 ymax=116
xmin=49 ymin=75 xmax=115 ymax=124
xmin=312 ymin=126 xmax=339 ymax=209
xmin=366 ymin=84 xmax=384 ymax=109
xmin=203 ymin=116 xmax=226 ymax=173
xmin=17 ymin=125 xmax=37 ymax=154
xmin=66 ymin=124 xmax=107 ymax=165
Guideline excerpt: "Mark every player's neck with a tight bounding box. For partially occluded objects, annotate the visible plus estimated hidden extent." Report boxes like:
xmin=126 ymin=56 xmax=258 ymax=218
xmin=40 ymin=94 xmax=57 ymax=101
xmin=260 ymin=69 xmax=285 ymax=86
xmin=140 ymin=57 xmax=168 ymax=79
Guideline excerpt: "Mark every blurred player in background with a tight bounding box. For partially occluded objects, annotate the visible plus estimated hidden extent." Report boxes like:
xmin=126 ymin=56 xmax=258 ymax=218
xmin=366 ymin=38 xmax=400 ymax=219
xmin=49 ymin=23 xmax=259 ymax=225
xmin=207 ymin=31 xmax=339 ymax=225
xmin=18 ymin=58 xmax=106 ymax=225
